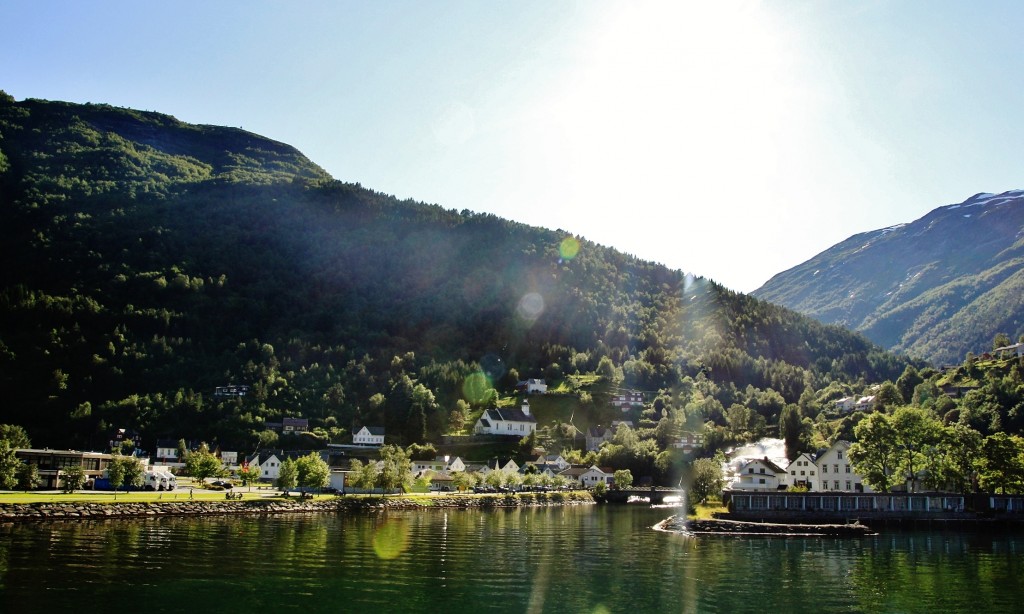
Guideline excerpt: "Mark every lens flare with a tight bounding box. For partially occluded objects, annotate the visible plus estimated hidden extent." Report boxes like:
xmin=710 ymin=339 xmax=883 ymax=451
xmin=517 ymin=292 xmax=545 ymax=321
xmin=372 ymin=519 xmax=409 ymax=560
xmin=462 ymin=372 xmax=493 ymax=404
xmin=559 ymin=237 xmax=581 ymax=260
xmin=479 ymin=353 xmax=506 ymax=381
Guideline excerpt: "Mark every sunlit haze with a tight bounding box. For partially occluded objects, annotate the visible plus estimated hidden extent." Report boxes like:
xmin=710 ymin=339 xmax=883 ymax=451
xmin=3 ymin=0 xmax=1022 ymax=292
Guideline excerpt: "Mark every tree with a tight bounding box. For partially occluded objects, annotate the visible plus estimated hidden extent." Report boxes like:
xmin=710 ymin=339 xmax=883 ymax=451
xmin=0 ymin=424 xmax=31 ymax=449
xmin=452 ymin=471 xmax=475 ymax=492
xmin=689 ymin=458 xmax=723 ymax=504
xmin=978 ymin=432 xmax=1024 ymax=494
xmin=185 ymin=444 xmax=223 ymax=482
xmin=176 ymin=438 xmax=188 ymax=462
xmin=295 ymin=452 xmax=330 ymax=491
xmin=613 ymin=469 xmax=634 ymax=489
xmin=61 ymin=465 xmax=86 ymax=493
xmin=849 ymin=412 xmax=898 ymax=492
xmin=896 ymin=366 xmax=923 ymax=404
xmin=891 ymin=407 xmax=942 ymax=491
xmin=936 ymin=423 xmax=982 ymax=494
xmin=276 ymin=458 xmax=298 ymax=492
xmin=406 ymin=443 xmax=438 ymax=461
xmin=107 ymin=455 xmax=144 ymax=498
xmin=779 ymin=404 xmax=805 ymax=462
xmin=873 ymin=382 xmax=903 ymax=412
xmin=378 ymin=444 xmax=411 ymax=493
xmin=16 ymin=462 xmax=39 ymax=491
xmin=0 ymin=440 xmax=20 ymax=489
xmin=348 ymin=458 xmax=380 ymax=492
xmin=239 ymin=461 xmax=262 ymax=487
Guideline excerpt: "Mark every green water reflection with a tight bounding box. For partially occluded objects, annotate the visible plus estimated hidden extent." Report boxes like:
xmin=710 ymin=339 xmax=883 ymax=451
xmin=1 ymin=506 xmax=1023 ymax=613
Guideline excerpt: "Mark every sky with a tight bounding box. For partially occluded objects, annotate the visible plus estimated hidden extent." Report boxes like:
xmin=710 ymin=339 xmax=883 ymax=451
xmin=3 ymin=0 xmax=1023 ymax=293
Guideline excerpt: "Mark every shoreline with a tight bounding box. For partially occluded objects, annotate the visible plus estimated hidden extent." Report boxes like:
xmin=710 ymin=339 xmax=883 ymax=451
xmin=0 ymin=491 xmax=596 ymax=523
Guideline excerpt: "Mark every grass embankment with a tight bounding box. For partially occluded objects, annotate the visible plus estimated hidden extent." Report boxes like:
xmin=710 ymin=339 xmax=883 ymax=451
xmin=689 ymin=501 xmax=727 ymax=520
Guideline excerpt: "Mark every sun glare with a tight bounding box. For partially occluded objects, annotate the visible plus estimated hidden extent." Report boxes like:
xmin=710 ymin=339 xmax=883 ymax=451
xmin=500 ymin=1 xmax=812 ymax=290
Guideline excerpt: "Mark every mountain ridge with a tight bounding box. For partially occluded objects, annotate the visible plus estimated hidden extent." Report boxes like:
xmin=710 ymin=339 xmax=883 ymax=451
xmin=754 ymin=190 xmax=1024 ymax=364
xmin=0 ymin=93 xmax=907 ymax=454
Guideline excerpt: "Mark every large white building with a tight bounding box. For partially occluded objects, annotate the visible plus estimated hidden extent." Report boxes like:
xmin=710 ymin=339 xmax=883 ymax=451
xmin=732 ymin=441 xmax=873 ymax=493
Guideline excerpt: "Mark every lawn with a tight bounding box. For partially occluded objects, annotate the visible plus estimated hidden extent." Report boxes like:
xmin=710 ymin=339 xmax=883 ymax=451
xmin=689 ymin=501 xmax=727 ymax=520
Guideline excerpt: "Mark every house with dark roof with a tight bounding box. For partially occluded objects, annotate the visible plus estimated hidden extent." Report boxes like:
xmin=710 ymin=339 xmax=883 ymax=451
xmin=586 ymin=426 xmax=614 ymax=451
xmin=473 ymin=400 xmax=537 ymax=436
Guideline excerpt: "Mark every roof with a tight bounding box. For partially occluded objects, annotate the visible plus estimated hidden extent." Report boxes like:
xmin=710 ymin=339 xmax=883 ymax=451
xmin=483 ymin=407 xmax=537 ymax=423
xmin=358 ymin=426 xmax=385 ymax=436
xmin=282 ymin=417 xmax=308 ymax=426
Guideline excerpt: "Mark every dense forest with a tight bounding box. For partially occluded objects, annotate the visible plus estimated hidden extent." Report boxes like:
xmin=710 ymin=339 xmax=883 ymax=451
xmin=0 ymin=93 xmax=910 ymax=459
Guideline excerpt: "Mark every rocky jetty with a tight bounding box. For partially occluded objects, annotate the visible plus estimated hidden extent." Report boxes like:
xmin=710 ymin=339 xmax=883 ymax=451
xmin=0 ymin=491 xmax=594 ymax=523
xmin=655 ymin=515 xmax=875 ymax=536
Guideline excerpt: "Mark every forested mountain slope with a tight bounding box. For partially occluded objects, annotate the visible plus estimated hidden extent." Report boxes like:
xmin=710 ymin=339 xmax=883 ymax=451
xmin=754 ymin=191 xmax=1024 ymax=365
xmin=0 ymin=93 xmax=907 ymax=451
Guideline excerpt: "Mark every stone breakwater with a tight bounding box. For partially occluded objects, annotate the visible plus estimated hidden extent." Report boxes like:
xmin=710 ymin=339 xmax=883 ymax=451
xmin=655 ymin=515 xmax=875 ymax=536
xmin=0 ymin=492 xmax=595 ymax=523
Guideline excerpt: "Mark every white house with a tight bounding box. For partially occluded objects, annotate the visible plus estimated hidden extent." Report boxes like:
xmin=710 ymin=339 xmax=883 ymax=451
xmin=516 ymin=378 xmax=548 ymax=394
xmin=995 ymin=342 xmax=1024 ymax=358
xmin=579 ymin=466 xmax=614 ymax=488
xmin=854 ymin=396 xmax=876 ymax=412
xmin=733 ymin=457 xmax=788 ymax=490
xmin=611 ymin=390 xmax=644 ymax=411
xmin=474 ymin=401 xmax=538 ymax=436
xmin=816 ymin=440 xmax=872 ymax=493
xmin=478 ymin=458 xmax=519 ymax=476
xmin=411 ymin=458 xmax=447 ymax=473
xmin=155 ymin=439 xmax=180 ymax=464
xmin=834 ymin=397 xmax=857 ymax=413
xmin=784 ymin=452 xmax=819 ymax=491
xmin=671 ymin=431 xmax=703 ymax=453
xmin=353 ymin=426 xmax=385 ymax=446
xmin=247 ymin=453 xmax=282 ymax=481
xmin=535 ymin=454 xmax=570 ymax=471
xmin=445 ymin=456 xmax=466 ymax=473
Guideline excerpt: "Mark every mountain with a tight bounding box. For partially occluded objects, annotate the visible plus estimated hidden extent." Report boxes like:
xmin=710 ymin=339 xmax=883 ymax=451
xmin=0 ymin=93 xmax=908 ymax=451
xmin=753 ymin=191 xmax=1024 ymax=365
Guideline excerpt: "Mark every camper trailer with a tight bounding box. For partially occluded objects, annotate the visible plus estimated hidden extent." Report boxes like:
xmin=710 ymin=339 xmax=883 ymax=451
xmin=144 ymin=469 xmax=177 ymax=491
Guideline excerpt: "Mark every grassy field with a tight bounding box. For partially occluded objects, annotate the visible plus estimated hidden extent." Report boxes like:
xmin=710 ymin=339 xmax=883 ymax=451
xmin=689 ymin=501 xmax=727 ymax=520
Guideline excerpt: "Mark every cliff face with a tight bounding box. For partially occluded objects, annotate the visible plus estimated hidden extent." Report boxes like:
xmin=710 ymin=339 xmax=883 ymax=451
xmin=754 ymin=191 xmax=1024 ymax=364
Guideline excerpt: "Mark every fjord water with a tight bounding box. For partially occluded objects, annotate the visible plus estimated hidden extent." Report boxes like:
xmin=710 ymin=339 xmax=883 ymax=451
xmin=2 ymin=505 xmax=1023 ymax=613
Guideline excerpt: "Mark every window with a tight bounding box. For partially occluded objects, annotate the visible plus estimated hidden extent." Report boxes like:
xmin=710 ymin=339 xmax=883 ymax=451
xmin=823 ymin=466 xmax=828 ymax=473
xmin=846 ymin=481 xmax=851 ymax=490
xmin=800 ymin=471 xmax=805 ymax=476
xmin=791 ymin=471 xmax=796 ymax=476
xmin=759 ymin=468 xmax=765 ymax=474
xmin=838 ymin=451 xmax=843 ymax=460
xmin=759 ymin=478 xmax=765 ymax=484
xmin=810 ymin=471 xmax=815 ymax=476
xmin=822 ymin=481 xmax=828 ymax=490
xmin=845 ymin=465 xmax=851 ymax=473
xmin=748 ymin=468 xmax=754 ymax=474
xmin=834 ymin=481 xmax=840 ymax=490
xmin=834 ymin=464 xmax=839 ymax=473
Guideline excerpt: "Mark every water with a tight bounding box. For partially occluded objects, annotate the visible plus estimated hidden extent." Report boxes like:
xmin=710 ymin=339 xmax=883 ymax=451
xmin=2 ymin=505 xmax=1023 ymax=613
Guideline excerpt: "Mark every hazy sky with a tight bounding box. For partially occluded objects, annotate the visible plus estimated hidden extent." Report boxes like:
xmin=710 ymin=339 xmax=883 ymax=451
xmin=3 ymin=1 xmax=1022 ymax=292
